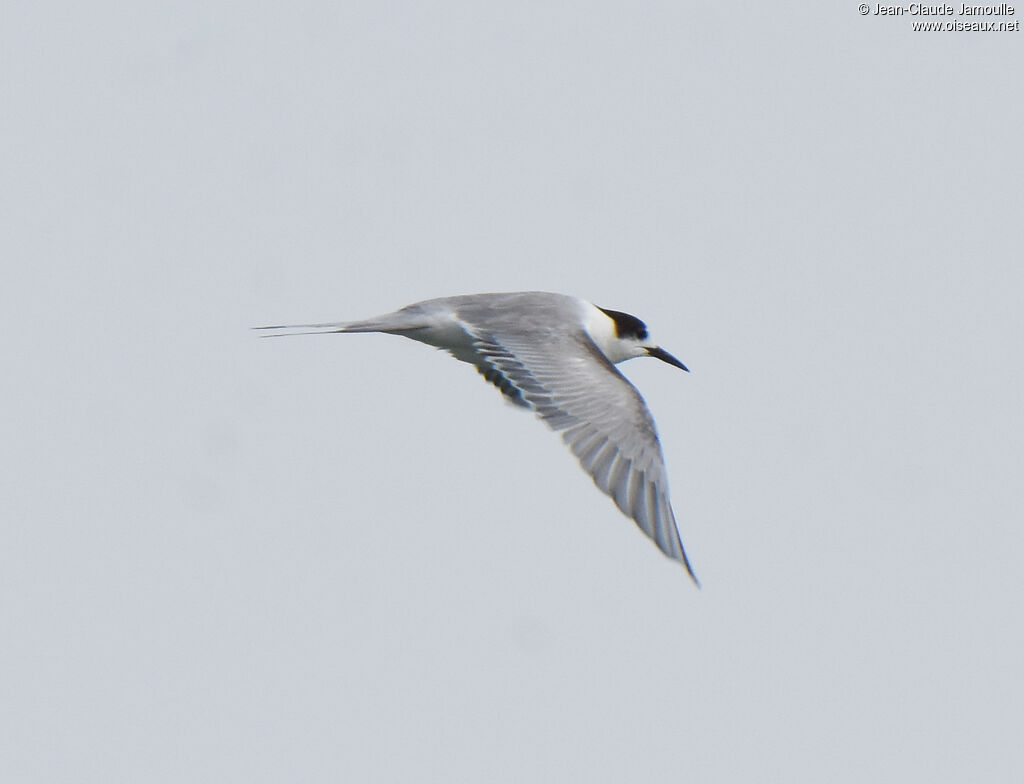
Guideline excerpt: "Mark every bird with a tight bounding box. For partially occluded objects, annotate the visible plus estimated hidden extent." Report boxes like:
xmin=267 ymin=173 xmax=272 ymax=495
xmin=256 ymin=291 xmax=698 ymax=584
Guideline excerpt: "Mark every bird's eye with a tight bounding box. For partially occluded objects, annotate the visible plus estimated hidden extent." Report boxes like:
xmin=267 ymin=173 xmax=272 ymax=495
xmin=598 ymin=307 xmax=648 ymax=341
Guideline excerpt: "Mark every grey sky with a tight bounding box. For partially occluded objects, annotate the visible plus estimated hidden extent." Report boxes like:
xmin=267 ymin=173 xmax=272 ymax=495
xmin=3 ymin=2 xmax=1022 ymax=782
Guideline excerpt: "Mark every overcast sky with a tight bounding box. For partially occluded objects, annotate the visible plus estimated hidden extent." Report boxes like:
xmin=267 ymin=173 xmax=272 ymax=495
xmin=4 ymin=2 xmax=1022 ymax=782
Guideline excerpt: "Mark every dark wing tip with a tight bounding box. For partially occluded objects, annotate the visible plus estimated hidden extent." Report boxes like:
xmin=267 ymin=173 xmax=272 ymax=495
xmin=680 ymin=554 xmax=701 ymax=588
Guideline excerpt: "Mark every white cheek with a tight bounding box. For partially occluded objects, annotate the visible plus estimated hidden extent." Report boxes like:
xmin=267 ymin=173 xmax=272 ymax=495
xmin=582 ymin=303 xmax=637 ymax=364
xmin=606 ymin=342 xmax=646 ymax=363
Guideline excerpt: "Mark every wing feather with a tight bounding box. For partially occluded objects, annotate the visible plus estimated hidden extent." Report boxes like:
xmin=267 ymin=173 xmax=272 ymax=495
xmin=465 ymin=326 xmax=697 ymax=583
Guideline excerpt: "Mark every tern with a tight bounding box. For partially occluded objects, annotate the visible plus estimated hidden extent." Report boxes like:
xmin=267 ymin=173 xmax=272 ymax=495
xmin=257 ymin=292 xmax=698 ymax=584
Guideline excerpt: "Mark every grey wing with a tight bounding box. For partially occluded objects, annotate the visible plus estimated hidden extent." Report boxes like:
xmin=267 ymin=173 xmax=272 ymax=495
xmin=470 ymin=327 xmax=698 ymax=584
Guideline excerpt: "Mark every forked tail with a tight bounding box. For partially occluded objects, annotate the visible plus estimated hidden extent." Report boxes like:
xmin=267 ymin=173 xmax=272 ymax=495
xmin=253 ymin=308 xmax=431 ymax=338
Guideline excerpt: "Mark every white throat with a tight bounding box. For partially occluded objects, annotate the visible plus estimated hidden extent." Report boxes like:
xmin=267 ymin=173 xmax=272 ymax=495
xmin=582 ymin=302 xmax=645 ymax=364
